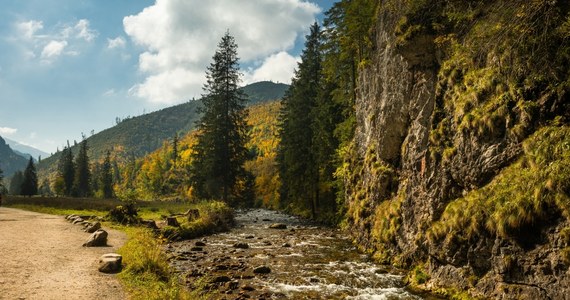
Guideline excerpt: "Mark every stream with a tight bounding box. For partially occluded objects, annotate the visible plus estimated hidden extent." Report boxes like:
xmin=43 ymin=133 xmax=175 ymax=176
xmin=167 ymin=209 xmax=431 ymax=299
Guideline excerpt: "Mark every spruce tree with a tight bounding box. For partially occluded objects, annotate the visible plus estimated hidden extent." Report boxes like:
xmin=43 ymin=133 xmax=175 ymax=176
xmin=100 ymin=150 xmax=114 ymax=198
xmin=73 ymin=139 xmax=91 ymax=197
xmin=190 ymin=31 xmax=251 ymax=204
xmin=9 ymin=171 xmax=24 ymax=195
xmin=57 ymin=145 xmax=75 ymax=196
xmin=278 ymin=23 xmax=323 ymax=218
xmin=21 ymin=157 xmax=38 ymax=197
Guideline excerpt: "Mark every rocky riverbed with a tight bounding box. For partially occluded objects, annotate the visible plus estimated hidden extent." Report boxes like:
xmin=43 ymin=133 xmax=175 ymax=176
xmin=166 ymin=209 xmax=431 ymax=299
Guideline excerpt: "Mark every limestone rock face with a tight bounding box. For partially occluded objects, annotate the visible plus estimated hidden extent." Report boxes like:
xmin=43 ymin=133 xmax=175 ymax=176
xmin=346 ymin=2 xmax=570 ymax=299
xmin=98 ymin=253 xmax=122 ymax=273
xmin=83 ymin=230 xmax=108 ymax=247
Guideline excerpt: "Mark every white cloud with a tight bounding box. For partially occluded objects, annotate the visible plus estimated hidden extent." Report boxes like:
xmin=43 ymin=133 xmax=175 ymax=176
xmin=14 ymin=19 xmax=98 ymax=63
xmin=244 ymin=52 xmax=299 ymax=84
xmin=129 ymin=67 xmax=204 ymax=104
xmin=124 ymin=0 xmax=319 ymax=104
xmin=0 ymin=127 xmax=18 ymax=136
xmin=74 ymin=19 xmax=97 ymax=42
xmin=41 ymin=40 xmax=67 ymax=59
xmin=16 ymin=20 xmax=43 ymax=39
xmin=107 ymin=36 xmax=126 ymax=49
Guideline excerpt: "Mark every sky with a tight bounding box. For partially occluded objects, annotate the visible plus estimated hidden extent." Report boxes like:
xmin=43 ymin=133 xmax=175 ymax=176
xmin=0 ymin=0 xmax=335 ymax=155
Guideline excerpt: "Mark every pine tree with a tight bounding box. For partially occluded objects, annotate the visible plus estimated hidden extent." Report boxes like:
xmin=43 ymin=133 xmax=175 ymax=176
xmin=190 ymin=31 xmax=251 ymax=204
xmin=73 ymin=139 xmax=91 ymax=197
xmin=100 ymin=150 xmax=114 ymax=198
xmin=21 ymin=157 xmax=38 ymax=197
xmin=278 ymin=23 xmax=322 ymax=218
xmin=57 ymin=145 xmax=75 ymax=196
xmin=9 ymin=171 xmax=24 ymax=195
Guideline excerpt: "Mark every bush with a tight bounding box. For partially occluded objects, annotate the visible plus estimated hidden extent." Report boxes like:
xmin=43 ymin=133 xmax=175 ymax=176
xmin=108 ymin=200 xmax=140 ymax=225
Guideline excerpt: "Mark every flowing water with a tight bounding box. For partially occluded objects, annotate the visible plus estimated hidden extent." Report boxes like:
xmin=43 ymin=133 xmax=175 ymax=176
xmin=167 ymin=209 xmax=431 ymax=299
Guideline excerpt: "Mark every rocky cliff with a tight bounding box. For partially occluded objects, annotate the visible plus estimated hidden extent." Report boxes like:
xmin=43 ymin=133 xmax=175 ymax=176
xmin=344 ymin=1 xmax=570 ymax=298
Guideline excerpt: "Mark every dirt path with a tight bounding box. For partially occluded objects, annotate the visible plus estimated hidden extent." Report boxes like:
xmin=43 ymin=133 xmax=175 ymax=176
xmin=0 ymin=207 xmax=127 ymax=300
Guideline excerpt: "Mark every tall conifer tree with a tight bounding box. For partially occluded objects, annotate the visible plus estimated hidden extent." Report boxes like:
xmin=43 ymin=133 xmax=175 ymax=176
xmin=190 ymin=31 xmax=251 ymax=204
xmin=21 ymin=157 xmax=38 ymax=196
xmin=73 ymin=139 xmax=91 ymax=197
xmin=278 ymin=23 xmax=323 ymax=218
xmin=57 ymin=145 xmax=75 ymax=196
xmin=100 ymin=150 xmax=114 ymax=198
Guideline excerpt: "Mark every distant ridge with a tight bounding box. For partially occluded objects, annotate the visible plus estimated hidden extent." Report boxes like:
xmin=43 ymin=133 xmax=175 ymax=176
xmin=4 ymin=138 xmax=49 ymax=161
xmin=38 ymin=81 xmax=288 ymax=176
xmin=0 ymin=136 xmax=28 ymax=177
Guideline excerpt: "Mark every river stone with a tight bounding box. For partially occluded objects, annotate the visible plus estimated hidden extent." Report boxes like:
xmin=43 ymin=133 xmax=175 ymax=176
xmin=233 ymin=242 xmax=249 ymax=249
xmin=269 ymin=223 xmax=287 ymax=229
xmin=98 ymin=253 xmax=122 ymax=273
xmin=166 ymin=217 xmax=180 ymax=227
xmin=253 ymin=266 xmax=271 ymax=274
xmin=141 ymin=219 xmax=158 ymax=229
xmin=211 ymin=275 xmax=231 ymax=283
xmin=72 ymin=218 xmax=85 ymax=225
xmin=85 ymin=221 xmax=101 ymax=233
xmin=83 ymin=229 xmax=108 ymax=247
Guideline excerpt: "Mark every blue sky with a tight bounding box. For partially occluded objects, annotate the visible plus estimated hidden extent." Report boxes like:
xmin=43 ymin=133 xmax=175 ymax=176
xmin=0 ymin=0 xmax=334 ymax=155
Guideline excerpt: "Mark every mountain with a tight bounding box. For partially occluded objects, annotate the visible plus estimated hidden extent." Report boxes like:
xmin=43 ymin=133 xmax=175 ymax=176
xmin=240 ymin=81 xmax=288 ymax=105
xmin=38 ymin=81 xmax=288 ymax=176
xmin=0 ymin=136 xmax=28 ymax=177
xmin=4 ymin=138 xmax=49 ymax=161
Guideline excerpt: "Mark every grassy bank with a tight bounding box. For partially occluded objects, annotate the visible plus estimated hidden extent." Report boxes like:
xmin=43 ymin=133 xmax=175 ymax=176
xmin=3 ymin=196 xmax=233 ymax=299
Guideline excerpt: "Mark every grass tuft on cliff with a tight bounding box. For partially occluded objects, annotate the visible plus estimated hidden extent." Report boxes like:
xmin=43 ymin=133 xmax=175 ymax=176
xmin=429 ymin=124 xmax=570 ymax=242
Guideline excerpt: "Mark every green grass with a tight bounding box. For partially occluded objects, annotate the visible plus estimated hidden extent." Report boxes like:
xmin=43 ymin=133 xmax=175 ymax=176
xmin=3 ymin=196 xmax=121 ymax=216
xmin=117 ymin=227 xmax=197 ymax=300
xmin=429 ymin=125 xmax=570 ymax=242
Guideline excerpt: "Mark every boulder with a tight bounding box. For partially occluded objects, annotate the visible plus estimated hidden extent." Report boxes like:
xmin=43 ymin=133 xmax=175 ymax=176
xmin=83 ymin=229 xmax=108 ymax=247
xmin=71 ymin=217 xmax=84 ymax=225
xmin=269 ymin=223 xmax=287 ymax=229
xmin=98 ymin=253 xmax=122 ymax=273
xmin=141 ymin=219 xmax=158 ymax=229
xmin=166 ymin=217 xmax=180 ymax=227
xmin=85 ymin=221 xmax=101 ymax=233
xmin=233 ymin=242 xmax=249 ymax=249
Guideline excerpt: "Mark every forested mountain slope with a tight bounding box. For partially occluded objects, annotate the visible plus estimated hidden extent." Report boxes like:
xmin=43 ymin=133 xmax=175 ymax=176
xmin=0 ymin=136 xmax=28 ymax=177
xmin=37 ymin=81 xmax=287 ymax=176
xmin=342 ymin=0 xmax=570 ymax=298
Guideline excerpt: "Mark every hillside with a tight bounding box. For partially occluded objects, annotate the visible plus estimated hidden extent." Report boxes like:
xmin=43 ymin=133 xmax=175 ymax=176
xmin=0 ymin=136 xmax=28 ymax=177
xmin=114 ymin=100 xmax=281 ymax=203
xmin=38 ymin=81 xmax=288 ymax=177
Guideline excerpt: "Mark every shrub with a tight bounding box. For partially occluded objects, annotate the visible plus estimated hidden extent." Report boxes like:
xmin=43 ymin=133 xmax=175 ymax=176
xmin=108 ymin=200 xmax=140 ymax=225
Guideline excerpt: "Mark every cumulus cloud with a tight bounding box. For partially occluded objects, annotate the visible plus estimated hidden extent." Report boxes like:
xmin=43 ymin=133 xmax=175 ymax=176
xmin=107 ymin=36 xmax=126 ymax=49
xmin=41 ymin=40 xmax=67 ymax=59
xmin=244 ymin=52 xmax=299 ymax=84
xmin=124 ymin=0 xmax=320 ymax=104
xmin=0 ymin=127 xmax=18 ymax=135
